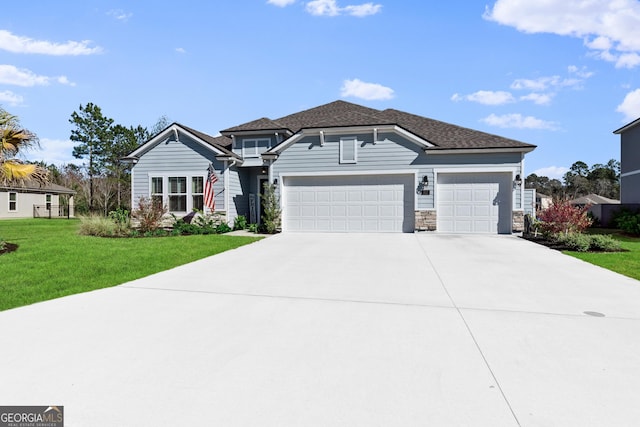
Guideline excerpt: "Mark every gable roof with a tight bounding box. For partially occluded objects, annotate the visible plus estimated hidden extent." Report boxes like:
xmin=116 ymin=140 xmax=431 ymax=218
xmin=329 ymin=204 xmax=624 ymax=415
xmin=570 ymin=194 xmax=620 ymax=205
xmin=613 ymin=117 xmax=640 ymax=134
xmin=222 ymin=100 xmax=535 ymax=151
xmin=125 ymin=123 xmax=237 ymax=161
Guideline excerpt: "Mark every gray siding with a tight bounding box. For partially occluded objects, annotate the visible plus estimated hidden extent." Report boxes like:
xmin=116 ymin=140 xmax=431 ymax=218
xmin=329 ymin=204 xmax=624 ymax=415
xmin=524 ymin=188 xmax=536 ymax=217
xmin=131 ymin=134 xmax=225 ymax=211
xmin=621 ymin=172 xmax=640 ymax=204
xmin=227 ymin=166 xmax=245 ymax=226
xmin=621 ymin=125 xmax=640 ymax=175
xmin=272 ymin=131 xmax=524 ymax=210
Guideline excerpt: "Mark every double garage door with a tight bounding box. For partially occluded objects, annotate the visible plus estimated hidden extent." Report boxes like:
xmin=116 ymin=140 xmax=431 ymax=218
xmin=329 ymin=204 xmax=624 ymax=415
xmin=284 ymin=174 xmax=415 ymax=233
xmin=437 ymin=173 xmax=512 ymax=234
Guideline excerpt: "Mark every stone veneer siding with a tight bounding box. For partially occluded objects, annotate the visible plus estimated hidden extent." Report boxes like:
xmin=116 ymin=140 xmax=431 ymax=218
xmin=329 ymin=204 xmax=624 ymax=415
xmin=512 ymin=210 xmax=524 ymax=233
xmin=415 ymin=210 xmax=436 ymax=231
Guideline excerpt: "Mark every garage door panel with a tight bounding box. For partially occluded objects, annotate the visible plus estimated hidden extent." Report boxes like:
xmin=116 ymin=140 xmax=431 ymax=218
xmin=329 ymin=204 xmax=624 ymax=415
xmin=284 ymin=174 xmax=414 ymax=233
xmin=438 ymin=173 xmax=511 ymax=234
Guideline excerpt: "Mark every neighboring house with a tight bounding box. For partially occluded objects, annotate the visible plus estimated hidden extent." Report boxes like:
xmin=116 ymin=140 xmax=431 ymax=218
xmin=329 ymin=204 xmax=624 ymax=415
xmin=614 ymin=118 xmax=640 ymax=203
xmin=570 ymin=193 xmax=621 ymax=227
xmin=0 ymin=182 xmax=75 ymax=219
xmin=125 ymin=100 xmax=536 ymax=234
xmin=536 ymin=192 xmax=552 ymax=212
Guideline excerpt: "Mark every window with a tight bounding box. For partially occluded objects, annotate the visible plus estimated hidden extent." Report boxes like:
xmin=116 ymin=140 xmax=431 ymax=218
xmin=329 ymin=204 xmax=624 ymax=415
xmin=340 ymin=137 xmax=357 ymax=164
xmin=242 ymin=138 xmax=271 ymax=158
xmin=151 ymin=177 xmax=163 ymax=207
xmin=168 ymin=177 xmax=187 ymax=212
xmin=192 ymin=176 xmax=204 ymax=211
xmin=46 ymin=194 xmax=52 ymax=210
xmin=8 ymin=192 xmax=17 ymax=212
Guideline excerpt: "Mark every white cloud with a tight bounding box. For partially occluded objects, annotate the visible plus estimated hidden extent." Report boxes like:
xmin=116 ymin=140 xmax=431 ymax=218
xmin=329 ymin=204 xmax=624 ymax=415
xmin=340 ymin=78 xmax=394 ymax=100
xmin=107 ymin=9 xmax=133 ymax=22
xmin=306 ymin=0 xmax=381 ymax=17
xmin=481 ymin=113 xmax=559 ymax=130
xmin=532 ymin=166 xmax=569 ymax=180
xmin=484 ymin=0 xmax=640 ymax=68
xmin=344 ymin=3 xmax=382 ymax=17
xmin=0 ymin=65 xmax=74 ymax=87
xmin=0 ymin=90 xmax=24 ymax=106
xmin=520 ymin=92 xmax=554 ymax=105
xmin=175 ymin=47 xmax=186 ymax=54
xmin=616 ymin=88 xmax=640 ymax=121
xmin=451 ymin=90 xmax=515 ymax=105
xmin=0 ymin=30 xmax=102 ymax=56
xmin=33 ymin=138 xmax=84 ymax=166
xmin=267 ymin=0 xmax=296 ymax=6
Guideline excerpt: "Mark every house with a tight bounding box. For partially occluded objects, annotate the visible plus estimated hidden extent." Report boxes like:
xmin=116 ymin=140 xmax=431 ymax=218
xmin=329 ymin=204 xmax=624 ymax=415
xmin=614 ymin=118 xmax=640 ymax=204
xmin=125 ymin=100 xmax=536 ymax=234
xmin=0 ymin=182 xmax=75 ymax=219
xmin=570 ymin=193 xmax=621 ymax=227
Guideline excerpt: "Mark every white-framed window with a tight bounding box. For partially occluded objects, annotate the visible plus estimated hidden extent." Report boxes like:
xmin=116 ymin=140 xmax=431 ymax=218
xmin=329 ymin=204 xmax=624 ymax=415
xmin=168 ymin=177 xmax=187 ymax=212
xmin=149 ymin=173 xmax=208 ymax=213
xmin=192 ymin=176 xmax=204 ymax=211
xmin=340 ymin=137 xmax=358 ymax=164
xmin=151 ymin=177 xmax=163 ymax=207
xmin=8 ymin=192 xmax=17 ymax=212
xmin=242 ymin=138 xmax=271 ymax=158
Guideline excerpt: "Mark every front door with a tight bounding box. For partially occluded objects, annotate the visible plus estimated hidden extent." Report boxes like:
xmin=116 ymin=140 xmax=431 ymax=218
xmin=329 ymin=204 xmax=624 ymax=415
xmin=258 ymin=176 xmax=268 ymax=224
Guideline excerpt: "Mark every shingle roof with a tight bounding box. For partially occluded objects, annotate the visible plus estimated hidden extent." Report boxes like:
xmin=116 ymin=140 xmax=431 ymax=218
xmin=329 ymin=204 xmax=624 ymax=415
xmin=221 ymin=100 xmax=535 ymax=150
xmin=179 ymin=124 xmax=233 ymax=150
xmin=1 ymin=181 xmax=75 ymax=194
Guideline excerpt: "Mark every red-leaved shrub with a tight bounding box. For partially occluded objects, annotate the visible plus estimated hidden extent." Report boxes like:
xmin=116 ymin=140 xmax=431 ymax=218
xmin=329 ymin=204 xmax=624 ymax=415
xmin=538 ymin=199 xmax=592 ymax=235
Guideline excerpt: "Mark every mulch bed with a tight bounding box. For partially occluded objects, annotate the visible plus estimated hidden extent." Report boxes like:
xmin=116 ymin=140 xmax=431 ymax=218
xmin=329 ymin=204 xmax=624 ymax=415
xmin=0 ymin=242 xmax=18 ymax=255
xmin=520 ymin=234 xmax=627 ymax=252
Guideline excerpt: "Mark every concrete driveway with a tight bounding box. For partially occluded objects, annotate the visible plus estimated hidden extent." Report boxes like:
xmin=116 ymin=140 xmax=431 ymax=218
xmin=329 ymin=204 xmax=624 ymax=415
xmin=1 ymin=233 xmax=640 ymax=426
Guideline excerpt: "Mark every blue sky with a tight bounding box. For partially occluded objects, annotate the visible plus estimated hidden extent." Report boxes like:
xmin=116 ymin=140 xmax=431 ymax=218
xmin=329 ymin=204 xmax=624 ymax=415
xmin=2 ymin=0 xmax=640 ymax=179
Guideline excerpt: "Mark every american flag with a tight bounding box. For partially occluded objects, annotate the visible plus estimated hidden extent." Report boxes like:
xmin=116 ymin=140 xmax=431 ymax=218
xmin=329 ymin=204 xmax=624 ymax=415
xmin=204 ymin=163 xmax=218 ymax=211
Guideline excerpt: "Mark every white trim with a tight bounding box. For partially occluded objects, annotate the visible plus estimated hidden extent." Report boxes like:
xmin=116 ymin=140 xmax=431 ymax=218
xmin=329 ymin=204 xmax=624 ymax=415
xmin=223 ymin=160 xmax=230 ymax=217
xmin=621 ymin=168 xmax=640 ymax=178
xmin=265 ymin=125 xmax=434 ymax=155
xmin=127 ymin=124 xmax=228 ymax=159
xmin=425 ymin=147 xmax=535 ymax=155
xmin=339 ymin=137 xmax=358 ymax=164
xmin=241 ymin=137 xmax=271 ymax=159
xmin=147 ymin=172 xmax=209 ymax=214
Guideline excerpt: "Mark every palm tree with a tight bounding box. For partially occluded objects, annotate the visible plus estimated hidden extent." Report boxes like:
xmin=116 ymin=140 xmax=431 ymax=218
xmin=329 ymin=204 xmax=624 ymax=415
xmin=0 ymin=108 xmax=48 ymax=184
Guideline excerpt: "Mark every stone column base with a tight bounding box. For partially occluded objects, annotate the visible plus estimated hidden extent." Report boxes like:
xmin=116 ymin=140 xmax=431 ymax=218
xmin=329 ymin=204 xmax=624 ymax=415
xmin=415 ymin=210 xmax=436 ymax=231
xmin=512 ymin=210 xmax=524 ymax=233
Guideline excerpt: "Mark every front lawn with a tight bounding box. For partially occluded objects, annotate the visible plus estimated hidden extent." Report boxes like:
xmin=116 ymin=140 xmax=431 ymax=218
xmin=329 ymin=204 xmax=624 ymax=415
xmin=0 ymin=219 xmax=262 ymax=311
xmin=565 ymin=231 xmax=640 ymax=281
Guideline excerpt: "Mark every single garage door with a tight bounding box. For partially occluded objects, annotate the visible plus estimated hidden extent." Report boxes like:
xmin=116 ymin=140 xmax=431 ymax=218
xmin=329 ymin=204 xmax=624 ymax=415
xmin=437 ymin=173 xmax=512 ymax=234
xmin=284 ymin=174 xmax=415 ymax=233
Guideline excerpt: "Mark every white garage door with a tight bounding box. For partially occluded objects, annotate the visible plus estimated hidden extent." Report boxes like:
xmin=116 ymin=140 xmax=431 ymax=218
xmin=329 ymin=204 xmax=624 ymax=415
xmin=437 ymin=173 xmax=512 ymax=234
xmin=284 ymin=174 xmax=415 ymax=233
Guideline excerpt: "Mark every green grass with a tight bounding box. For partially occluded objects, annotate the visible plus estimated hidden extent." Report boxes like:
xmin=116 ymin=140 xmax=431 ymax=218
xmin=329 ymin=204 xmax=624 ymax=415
xmin=0 ymin=219 xmax=262 ymax=311
xmin=565 ymin=230 xmax=640 ymax=281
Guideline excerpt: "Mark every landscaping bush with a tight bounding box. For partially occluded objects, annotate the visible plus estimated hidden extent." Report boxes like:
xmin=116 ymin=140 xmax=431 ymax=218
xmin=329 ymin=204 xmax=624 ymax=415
xmin=108 ymin=208 xmax=130 ymax=235
xmin=234 ymin=214 xmax=248 ymax=230
xmin=538 ymin=199 xmax=592 ymax=235
xmin=260 ymin=182 xmax=281 ymax=234
xmin=79 ymin=215 xmax=118 ymax=237
xmin=171 ymin=212 xmax=219 ymax=235
xmin=553 ymin=232 xmax=591 ymax=252
xmin=247 ymin=223 xmax=259 ymax=233
xmin=132 ymin=196 xmax=167 ymax=233
xmin=588 ymin=234 xmax=622 ymax=252
xmin=216 ymin=222 xmax=232 ymax=234
xmin=614 ymin=209 xmax=640 ymax=235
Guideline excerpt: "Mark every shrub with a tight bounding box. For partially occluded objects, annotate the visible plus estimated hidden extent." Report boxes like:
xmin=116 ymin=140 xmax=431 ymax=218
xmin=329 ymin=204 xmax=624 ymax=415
xmin=588 ymin=234 xmax=622 ymax=252
xmin=234 ymin=214 xmax=248 ymax=230
xmin=79 ymin=215 xmax=117 ymax=237
xmin=108 ymin=208 xmax=130 ymax=235
xmin=260 ymin=182 xmax=281 ymax=234
xmin=538 ymin=199 xmax=592 ymax=235
xmin=247 ymin=223 xmax=259 ymax=233
xmin=216 ymin=222 xmax=232 ymax=234
xmin=553 ymin=232 xmax=591 ymax=252
xmin=0 ymin=239 xmax=6 ymax=251
xmin=132 ymin=196 xmax=167 ymax=233
xmin=614 ymin=209 xmax=640 ymax=235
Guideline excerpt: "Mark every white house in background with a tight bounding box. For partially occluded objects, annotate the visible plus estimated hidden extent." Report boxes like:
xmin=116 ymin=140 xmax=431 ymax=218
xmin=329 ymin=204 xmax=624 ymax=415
xmin=0 ymin=182 xmax=75 ymax=219
xmin=125 ymin=100 xmax=536 ymax=234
